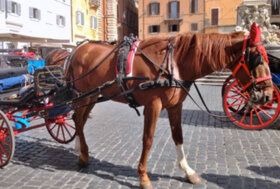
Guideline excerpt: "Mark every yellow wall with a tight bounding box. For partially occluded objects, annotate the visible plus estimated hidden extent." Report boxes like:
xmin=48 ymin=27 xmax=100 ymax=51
xmin=205 ymin=0 xmax=242 ymax=33
xmin=72 ymin=0 xmax=98 ymax=43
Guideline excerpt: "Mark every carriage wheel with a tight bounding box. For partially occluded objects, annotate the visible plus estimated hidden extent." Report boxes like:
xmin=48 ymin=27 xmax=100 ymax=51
xmin=45 ymin=113 xmax=76 ymax=144
xmin=221 ymin=75 xmax=234 ymax=97
xmin=223 ymin=81 xmax=280 ymax=129
xmin=0 ymin=110 xmax=15 ymax=168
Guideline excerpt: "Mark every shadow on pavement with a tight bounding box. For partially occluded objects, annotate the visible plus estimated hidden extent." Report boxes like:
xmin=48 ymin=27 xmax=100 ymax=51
xmin=160 ymin=109 xmax=280 ymax=130
xmin=201 ymin=173 xmax=280 ymax=189
xmin=247 ymin=165 xmax=280 ymax=180
xmin=12 ymin=138 xmax=186 ymax=188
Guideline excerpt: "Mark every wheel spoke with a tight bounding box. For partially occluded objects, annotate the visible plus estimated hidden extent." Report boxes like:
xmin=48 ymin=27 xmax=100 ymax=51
xmin=231 ymin=86 xmax=248 ymax=99
xmin=227 ymin=95 xmax=247 ymax=102
xmin=262 ymin=104 xmax=277 ymax=110
xmin=257 ymin=107 xmax=273 ymax=119
xmin=254 ymin=107 xmax=264 ymax=125
xmin=64 ymin=122 xmax=75 ymax=130
xmin=62 ymin=124 xmax=72 ymax=137
xmin=56 ymin=124 xmax=61 ymax=139
xmin=228 ymin=102 xmax=247 ymax=108
xmin=0 ymin=142 xmax=8 ymax=158
xmin=0 ymin=120 xmax=4 ymax=129
xmin=60 ymin=124 xmax=66 ymax=141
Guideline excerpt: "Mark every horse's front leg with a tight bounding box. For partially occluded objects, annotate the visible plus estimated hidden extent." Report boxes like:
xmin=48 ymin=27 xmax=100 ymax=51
xmin=167 ymin=103 xmax=201 ymax=184
xmin=138 ymin=98 xmax=162 ymax=189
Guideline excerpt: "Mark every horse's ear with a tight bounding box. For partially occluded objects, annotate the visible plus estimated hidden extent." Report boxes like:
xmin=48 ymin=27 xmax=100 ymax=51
xmin=250 ymin=22 xmax=261 ymax=45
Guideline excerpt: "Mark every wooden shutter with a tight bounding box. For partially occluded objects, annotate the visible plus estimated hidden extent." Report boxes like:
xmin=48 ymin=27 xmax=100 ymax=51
xmin=195 ymin=0 xmax=198 ymax=13
xmin=76 ymin=11 xmax=79 ymax=24
xmin=149 ymin=3 xmax=151 ymax=15
xmin=29 ymin=7 xmax=33 ymax=18
xmin=211 ymin=8 xmax=218 ymax=25
xmin=38 ymin=9 xmax=41 ymax=20
xmin=17 ymin=3 xmax=21 ymax=16
xmin=62 ymin=16 xmax=65 ymax=26
xmin=81 ymin=12 xmax=84 ymax=25
xmin=0 ymin=0 xmax=5 ymax=11
xmin=168 ymin=2 xmax=171 ymax=17
xmin=7 ymin=0 xmax=12 ymax=13
xmin=94 ymin=16 xmax=97 ymax=29
xmin=56 ymin=15 xmax=60 ymax=25
xmin=177 ymin=1 xmax=180 ymax=15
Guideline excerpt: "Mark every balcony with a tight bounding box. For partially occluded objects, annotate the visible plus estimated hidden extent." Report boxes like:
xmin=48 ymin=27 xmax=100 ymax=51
xmin=89 ymin=0 xmax=100 ymax=8
xmin=163 ymin=13 xmax=184 ymax=22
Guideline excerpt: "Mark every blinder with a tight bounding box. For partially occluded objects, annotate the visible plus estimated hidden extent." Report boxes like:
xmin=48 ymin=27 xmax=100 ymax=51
xmin=232 ymin=35 xmax=272 ymax=93
xmin=248 ymin=52 xmax=262 ymax=71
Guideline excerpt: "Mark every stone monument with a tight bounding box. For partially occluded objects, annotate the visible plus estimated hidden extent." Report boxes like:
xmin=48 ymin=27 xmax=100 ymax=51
xmin=236 ymin=0 xmax=280 ymax=57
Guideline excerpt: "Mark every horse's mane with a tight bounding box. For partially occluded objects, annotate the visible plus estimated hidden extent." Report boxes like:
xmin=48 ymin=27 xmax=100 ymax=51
xmin=139 ymin=32 xmax=244 ymax=73
xmin=174 ymin=32 xmax=244 ymax=72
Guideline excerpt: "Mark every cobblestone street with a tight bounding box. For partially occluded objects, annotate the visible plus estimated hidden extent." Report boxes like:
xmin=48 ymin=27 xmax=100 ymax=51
xmin=0 ymin=85 xmax=280 ymax=189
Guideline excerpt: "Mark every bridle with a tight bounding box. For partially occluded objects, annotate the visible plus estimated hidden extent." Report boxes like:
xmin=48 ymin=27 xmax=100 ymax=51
xmin=231 ymin=35 xmax=272 ymax=95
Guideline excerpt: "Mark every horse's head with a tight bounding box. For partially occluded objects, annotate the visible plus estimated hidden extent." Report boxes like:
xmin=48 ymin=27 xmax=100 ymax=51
xmin=232 ymin=23 xmax=273 ymax=105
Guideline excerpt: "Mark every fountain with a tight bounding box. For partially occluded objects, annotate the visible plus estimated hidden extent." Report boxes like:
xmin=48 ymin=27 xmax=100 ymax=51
xmin=236 ymin=0 xmax=280 ymax=57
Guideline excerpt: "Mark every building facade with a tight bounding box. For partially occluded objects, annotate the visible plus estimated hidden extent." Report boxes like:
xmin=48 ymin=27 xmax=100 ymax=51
xmin=138 ymin=0 xmax=205 ymax=40
xmin=117 ymin=0 xmax=138 ymax=40
xmin=205 ymin=0 xmax=243 ymax=33
xmin=71 ymin=0 xmax=99 ymax=43
xmin=0 ymin=0 xmax=71 ymax=49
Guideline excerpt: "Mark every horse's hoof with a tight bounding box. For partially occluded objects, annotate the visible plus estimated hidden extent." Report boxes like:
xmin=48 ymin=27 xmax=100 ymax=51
xmin=186 ymin=173 xmax=201 ymax=184
xmin=140 ymin=182 xmax=154 ymax=189
xmin=78 ymin=157 xmax=89 ymax=168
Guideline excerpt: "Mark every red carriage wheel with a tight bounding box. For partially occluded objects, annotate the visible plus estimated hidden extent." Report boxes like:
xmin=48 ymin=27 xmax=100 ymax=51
xmin=0 ymin=110 xmax=15 ymax=168
xmin=45 ymin=113 xmax=76 ymax=144
xmin=223 ymin=80 xmax=280 ymax=129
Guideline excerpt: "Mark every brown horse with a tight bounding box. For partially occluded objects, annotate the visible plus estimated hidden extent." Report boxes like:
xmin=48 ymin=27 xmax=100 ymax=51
xmin=45 ymin=49 xmax=69 ymax=67
xmin=57 ymin=28 xmax=273 ymax=188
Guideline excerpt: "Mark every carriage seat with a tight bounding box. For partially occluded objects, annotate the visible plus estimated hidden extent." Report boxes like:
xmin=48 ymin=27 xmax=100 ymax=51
xmin=0 ymin=84 xmax=35 ymax=106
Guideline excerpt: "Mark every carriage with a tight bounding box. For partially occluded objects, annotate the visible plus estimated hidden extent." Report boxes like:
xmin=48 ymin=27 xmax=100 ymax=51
xmin=0 ymin=66 xmax=76 ymax=168
xmin=0 ymin=23 xmax=278 ymax=188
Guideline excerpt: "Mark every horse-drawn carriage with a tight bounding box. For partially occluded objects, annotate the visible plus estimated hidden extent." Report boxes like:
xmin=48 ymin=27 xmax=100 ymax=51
xmin=0 ymin=23 xmax=279 ymax=188
xmin=0 ymin=66 xmax=75 ymax=168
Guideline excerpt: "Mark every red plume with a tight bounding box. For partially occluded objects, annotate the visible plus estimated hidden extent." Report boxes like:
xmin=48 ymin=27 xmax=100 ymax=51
xmin=250 ymin=22 xmax=261 ymax=45
xmin=249 ymin=22 xmax=269 ymax=63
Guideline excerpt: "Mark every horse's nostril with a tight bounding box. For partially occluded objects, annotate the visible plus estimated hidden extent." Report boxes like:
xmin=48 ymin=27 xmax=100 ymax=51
xmin=265 ymin=95 xmax=271 ymax=103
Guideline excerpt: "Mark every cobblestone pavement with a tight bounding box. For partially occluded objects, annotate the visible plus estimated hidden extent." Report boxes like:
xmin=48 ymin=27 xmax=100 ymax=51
xmin=0 ymin=85 xmax=280 ymax=189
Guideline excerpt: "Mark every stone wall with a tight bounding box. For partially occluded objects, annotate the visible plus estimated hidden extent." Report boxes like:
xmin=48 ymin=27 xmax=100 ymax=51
xmin=106 ymin=0 xmax=118 ymax=41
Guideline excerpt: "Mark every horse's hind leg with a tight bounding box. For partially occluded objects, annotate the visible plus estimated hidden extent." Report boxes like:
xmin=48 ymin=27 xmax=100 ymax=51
xmin=138 ymin=99 xmax=162 ymax=189
xmin=167 ymin=103 xmax=201 ymax=184
xmin=72 ymin=97 xmax=96 ymax=167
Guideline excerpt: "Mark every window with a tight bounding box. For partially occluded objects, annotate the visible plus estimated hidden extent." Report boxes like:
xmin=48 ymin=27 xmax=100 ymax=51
xmin=29 ymin=7 xmax=41 ymax=20
xmin=191 ymin=23 xmax=198 ymax=31
xmin=76 ymin=11 xmax=84 ymax=26
xmin=56 ymin=15 xmax=65 ymax=26
xmin=168 ymin=1 xmax=180 ymax=18
xmin=149 ymin=25 xmax=160 ymax=33
xmin=168 ymin=24 xmax=179 ymax=32
xmin=149 ymin=2 xmax=159 ymax=15
xmin=211 ymin=8 xmax=219 ymax=26
xmin=190 ymin=0 xmax=198 ymax=13
xmin=271 ymin=0 xmax=279 ymax=15
xmin=0 ymin=0 xmax=5 ymax=12
xmin=91 ymin=15 xmax=97 ymax=29
xmin=7 ymin=1 xmax=21 ymax=16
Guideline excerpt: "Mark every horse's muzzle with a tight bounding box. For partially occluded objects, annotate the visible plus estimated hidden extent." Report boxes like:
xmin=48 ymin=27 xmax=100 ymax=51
xmin=250 ymin=89 xmax=273 ymax=105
